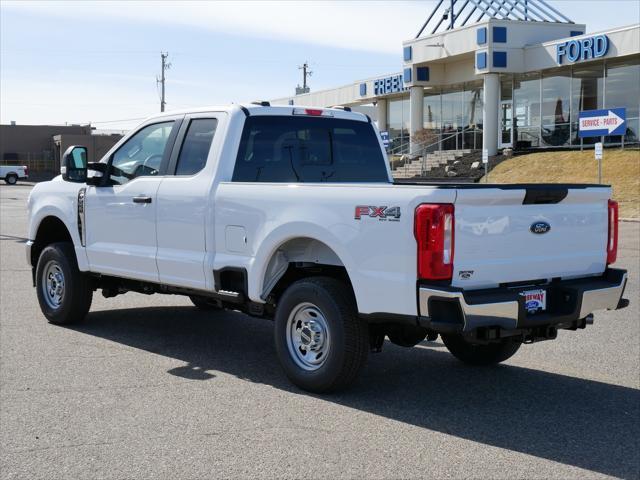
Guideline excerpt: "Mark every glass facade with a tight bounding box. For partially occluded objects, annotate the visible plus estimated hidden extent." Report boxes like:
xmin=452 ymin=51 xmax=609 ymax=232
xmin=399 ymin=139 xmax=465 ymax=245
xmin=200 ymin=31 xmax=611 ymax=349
xmin=500 ymin=55 xmax=639 ymax=148
xmin=604 ymin=58 xmax=640 ymax=144
xmin=542 ymin=68 xmax=571 ymax=146
xmin=571 ymin=63 xmax=604 ymax=145
xmin=387 ymin=97 xmax=410 ymax=152
xmin=386 ymin=82 xmax=484 ymax=152
xmin=385 ymin=54 xmax=639 ymax=152
xmin=462 ymin=82 xmax=484 ymax=150
xmin=513 ymin=73 xmax=541 ymax=148
xmin=418 ymin=82 xmax=483 ymax=150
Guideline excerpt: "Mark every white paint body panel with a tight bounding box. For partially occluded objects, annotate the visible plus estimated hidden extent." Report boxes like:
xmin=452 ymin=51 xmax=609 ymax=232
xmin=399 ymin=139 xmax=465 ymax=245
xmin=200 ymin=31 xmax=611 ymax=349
xmin=26 ymin=104 xmax=613 ymax=319
xmin=84 ymin=177 xmax=162 ymax=282
xmin=214 ymin=182 xmax=455 ymax=315
xmin=452 ymin=187 xmax=610 ymax=289
xmin=27 ymin=176 xmax=89 ymax=271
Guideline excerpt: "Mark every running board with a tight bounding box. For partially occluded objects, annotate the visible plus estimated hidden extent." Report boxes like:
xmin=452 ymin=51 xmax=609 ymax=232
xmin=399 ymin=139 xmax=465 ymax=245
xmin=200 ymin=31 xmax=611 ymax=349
xmin=215 ymin=290 xmax=245 ymax=303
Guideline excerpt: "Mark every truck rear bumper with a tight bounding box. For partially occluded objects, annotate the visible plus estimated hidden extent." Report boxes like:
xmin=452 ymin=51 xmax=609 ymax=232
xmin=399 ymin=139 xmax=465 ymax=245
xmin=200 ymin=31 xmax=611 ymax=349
xmin=418 ymin=268 xmax=628 ymax=334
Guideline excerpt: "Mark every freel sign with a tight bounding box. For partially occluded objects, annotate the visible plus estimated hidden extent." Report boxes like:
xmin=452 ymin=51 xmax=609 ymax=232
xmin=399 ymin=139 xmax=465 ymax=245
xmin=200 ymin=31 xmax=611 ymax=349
xmin=373 ymin=74 xmax=406 ymax=96
xmin=578 ymin=108 xmax=626 ymax=138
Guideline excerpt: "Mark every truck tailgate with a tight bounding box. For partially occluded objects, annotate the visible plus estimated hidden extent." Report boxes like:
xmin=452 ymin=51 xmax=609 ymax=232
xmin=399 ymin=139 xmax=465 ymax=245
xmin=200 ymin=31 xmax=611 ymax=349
xmin=452 ymin=185 xmax=610 ymax=289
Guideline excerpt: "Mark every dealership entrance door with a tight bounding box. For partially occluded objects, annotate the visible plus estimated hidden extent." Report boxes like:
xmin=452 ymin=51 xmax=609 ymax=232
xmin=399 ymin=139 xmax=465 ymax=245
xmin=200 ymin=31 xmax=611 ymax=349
xmin=500 ymin=100 xmax=513 ymax=148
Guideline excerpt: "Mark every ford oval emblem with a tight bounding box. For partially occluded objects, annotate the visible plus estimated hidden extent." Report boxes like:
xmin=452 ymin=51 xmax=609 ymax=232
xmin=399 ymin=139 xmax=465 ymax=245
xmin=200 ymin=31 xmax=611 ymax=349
xmin=530 ymin=221 xmax=551 ymax=234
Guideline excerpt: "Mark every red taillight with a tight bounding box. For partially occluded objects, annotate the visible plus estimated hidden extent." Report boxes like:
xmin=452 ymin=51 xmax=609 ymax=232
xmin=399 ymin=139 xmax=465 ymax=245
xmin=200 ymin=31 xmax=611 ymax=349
xmin=607 ymin=199 xmax=618 ymax=265
xmin=414 ymin=204 xmax=455 ymax=281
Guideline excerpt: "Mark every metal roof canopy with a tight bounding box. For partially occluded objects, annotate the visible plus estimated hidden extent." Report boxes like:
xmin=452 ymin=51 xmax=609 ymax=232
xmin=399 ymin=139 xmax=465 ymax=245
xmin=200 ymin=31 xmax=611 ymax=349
xmin=415 ymin=0 xmax=574 ymax=38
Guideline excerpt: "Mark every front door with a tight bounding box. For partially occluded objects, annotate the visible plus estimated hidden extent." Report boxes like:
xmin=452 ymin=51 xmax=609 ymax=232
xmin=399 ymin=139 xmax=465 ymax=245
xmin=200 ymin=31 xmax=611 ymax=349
xmin=500 ymin=100 xmax=513 ymax=148
xmin=84 ymin=119 xmax=181 ymax=282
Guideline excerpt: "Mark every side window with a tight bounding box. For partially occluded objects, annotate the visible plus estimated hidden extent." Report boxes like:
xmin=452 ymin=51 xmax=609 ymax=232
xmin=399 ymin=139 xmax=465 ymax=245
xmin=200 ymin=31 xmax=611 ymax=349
xmin=110 ymin=121 xmax=174 ymax=185
xmin=175 ymin=118 xmax=218 ymax=175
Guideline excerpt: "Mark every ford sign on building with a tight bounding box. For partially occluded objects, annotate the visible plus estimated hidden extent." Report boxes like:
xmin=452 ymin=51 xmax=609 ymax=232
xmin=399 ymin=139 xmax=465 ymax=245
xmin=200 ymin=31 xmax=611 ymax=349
xmin=272 ymin=0 xmax=639 ymax=157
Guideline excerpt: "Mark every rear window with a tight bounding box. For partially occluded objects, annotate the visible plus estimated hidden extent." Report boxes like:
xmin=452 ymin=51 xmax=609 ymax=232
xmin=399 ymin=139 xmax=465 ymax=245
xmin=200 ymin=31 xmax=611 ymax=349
xmin=232 ymin=116 xmax=389 ymax=182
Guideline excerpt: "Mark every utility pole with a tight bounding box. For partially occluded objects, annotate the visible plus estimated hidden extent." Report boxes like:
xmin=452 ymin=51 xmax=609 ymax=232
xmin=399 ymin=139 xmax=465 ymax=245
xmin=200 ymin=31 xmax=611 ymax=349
xmin=157 ymin=52 xmax=171 ymax=112
xmin=295 ymin=61 xmax=312 ymax=95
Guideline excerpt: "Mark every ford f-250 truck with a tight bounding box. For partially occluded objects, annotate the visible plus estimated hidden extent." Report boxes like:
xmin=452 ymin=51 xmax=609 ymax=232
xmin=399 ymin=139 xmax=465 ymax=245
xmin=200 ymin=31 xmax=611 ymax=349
xmin=26 ymin=104 xmax=629 ymax=392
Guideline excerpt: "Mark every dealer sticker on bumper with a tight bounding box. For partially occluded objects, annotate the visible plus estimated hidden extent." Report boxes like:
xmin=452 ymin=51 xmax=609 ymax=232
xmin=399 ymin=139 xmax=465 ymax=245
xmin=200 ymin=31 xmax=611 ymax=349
xmin=522 ymin=289 xmax=546 ymax=313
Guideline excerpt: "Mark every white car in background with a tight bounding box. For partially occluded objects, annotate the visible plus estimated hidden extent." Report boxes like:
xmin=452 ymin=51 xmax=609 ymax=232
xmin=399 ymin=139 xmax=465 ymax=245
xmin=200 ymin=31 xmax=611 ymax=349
xmin=0 ymin=165 xmax=29 ymax=185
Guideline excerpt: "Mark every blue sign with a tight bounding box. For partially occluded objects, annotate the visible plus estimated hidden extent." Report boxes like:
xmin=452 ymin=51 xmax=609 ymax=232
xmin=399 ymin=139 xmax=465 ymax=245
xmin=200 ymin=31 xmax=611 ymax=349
xmin=556 ymin=35 xmax=609 ymax=65
xmin=373 ymin=74 xmax=406 ymax=96
xmin=380 ymin=131 xmax=390 ymax=149
xmin=578 ymin=108 xmax=626 ymax=137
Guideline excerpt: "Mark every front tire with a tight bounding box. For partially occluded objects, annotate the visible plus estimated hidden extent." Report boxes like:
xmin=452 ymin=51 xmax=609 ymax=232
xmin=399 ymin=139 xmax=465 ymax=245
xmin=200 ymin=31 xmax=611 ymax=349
xmin=35 ymin=242 xmax=93 ymax=325
xmin=274 ymin=277 xmax=368 ymax=393
xmin=442 ymin=334 xmax=521 ymax=365
xmin=5 ymin=174 xmax=17 ymax=185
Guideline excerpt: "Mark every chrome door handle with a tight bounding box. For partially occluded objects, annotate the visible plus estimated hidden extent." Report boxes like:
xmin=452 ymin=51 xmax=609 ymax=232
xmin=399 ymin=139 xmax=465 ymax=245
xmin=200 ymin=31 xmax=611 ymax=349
xmin=132 ymin=196 xmax=152 ymax=204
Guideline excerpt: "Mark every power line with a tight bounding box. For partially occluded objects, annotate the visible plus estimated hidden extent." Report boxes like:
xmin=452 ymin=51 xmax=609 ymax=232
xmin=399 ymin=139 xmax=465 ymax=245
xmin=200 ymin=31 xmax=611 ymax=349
xmin=90 ymin=117 xmax=147 ymax=124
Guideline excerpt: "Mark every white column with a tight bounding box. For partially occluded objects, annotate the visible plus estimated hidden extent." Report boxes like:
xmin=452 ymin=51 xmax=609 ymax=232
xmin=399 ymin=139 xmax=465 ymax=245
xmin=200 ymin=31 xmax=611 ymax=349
xmin=483 ymin=73 xmax=499 ymax=156
xmin=376 ymin=98 xmax=387 ymax=132
xmin=409 ymin=86 xmax=424 ymax=155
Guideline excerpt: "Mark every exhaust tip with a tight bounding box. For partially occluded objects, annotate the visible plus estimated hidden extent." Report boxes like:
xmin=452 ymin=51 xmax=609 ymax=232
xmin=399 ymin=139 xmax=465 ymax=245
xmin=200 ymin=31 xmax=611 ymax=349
xmin=585 ymin=314 xmax=595 ymax=325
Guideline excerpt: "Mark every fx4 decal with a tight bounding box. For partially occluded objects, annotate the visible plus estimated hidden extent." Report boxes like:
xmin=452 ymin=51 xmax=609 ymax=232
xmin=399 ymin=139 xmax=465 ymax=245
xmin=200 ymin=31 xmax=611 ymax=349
xmin=354 ymin=206 xmax=401 ymax=222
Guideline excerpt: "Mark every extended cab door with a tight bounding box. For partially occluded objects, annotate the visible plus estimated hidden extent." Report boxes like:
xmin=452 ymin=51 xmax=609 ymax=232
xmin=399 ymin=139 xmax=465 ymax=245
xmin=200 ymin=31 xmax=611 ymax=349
xmin=155 ymin=113 xmax=222 ymax=290
xmin=84 ymin=118 xmax=182 ymax=282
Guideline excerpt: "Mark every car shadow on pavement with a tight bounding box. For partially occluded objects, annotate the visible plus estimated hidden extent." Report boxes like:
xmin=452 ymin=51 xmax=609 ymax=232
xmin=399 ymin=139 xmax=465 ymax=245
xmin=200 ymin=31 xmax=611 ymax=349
xmin=71 ymin=306 xmax=639 ymax=479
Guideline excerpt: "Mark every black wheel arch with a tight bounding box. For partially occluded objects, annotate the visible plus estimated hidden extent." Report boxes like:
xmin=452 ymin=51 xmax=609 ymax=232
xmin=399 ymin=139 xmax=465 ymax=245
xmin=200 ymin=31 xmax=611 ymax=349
xmin=31 ymin=216 xmax=74 ymax=268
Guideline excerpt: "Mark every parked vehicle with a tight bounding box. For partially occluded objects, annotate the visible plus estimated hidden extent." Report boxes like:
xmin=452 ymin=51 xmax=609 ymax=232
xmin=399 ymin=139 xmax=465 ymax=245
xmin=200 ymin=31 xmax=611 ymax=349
xmin=1 ymin=165 xmax=28 ymax=184
xmin=26 ymin=104 xmax=629 ymax=392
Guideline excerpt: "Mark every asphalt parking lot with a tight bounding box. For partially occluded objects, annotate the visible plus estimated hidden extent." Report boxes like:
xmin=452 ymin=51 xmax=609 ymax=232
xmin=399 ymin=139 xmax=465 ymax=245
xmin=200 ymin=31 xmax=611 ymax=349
xmin=1 ymin=183 xmax=638 ymax=479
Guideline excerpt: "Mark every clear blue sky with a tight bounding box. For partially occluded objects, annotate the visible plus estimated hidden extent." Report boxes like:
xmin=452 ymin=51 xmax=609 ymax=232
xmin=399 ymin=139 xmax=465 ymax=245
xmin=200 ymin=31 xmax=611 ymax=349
xmin=1 ymin=1 xmax=638 ymax=130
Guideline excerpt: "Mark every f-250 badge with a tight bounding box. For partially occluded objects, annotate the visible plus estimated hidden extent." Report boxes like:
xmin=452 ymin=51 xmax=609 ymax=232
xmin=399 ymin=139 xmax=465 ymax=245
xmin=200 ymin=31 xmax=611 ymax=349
xmin=354 ymin=206 xmax=401 ymax=222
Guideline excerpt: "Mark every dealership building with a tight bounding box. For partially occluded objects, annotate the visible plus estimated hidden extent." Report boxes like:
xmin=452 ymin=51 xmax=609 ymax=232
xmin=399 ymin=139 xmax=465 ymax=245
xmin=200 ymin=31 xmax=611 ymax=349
xmin=272 ymin=0 xmax=640 ymax=156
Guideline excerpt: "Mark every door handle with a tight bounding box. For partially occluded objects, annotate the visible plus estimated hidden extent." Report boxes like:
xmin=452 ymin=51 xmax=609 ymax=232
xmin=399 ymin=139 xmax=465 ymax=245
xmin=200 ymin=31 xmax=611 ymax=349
xmin=132 ymin=196 xmax=152 ymax=204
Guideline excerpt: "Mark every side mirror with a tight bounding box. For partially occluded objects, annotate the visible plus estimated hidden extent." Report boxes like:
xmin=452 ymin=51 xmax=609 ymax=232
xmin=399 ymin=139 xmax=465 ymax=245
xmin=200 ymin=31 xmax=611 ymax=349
xmin=85 ymin=162 xmax=109 ymax=187
xmin=61 ymin=145 xmax=88 ymax=182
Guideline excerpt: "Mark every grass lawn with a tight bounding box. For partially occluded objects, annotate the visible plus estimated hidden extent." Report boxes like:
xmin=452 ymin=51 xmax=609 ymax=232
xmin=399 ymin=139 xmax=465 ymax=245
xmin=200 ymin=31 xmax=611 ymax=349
xmin=485 ymin=149 xmax=640 ymax=219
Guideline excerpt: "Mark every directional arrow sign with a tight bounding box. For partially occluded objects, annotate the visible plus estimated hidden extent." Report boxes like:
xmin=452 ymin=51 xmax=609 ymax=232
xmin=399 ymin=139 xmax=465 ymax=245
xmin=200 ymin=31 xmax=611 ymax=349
xmin=579 ymin=108 xmax=626 ymax=138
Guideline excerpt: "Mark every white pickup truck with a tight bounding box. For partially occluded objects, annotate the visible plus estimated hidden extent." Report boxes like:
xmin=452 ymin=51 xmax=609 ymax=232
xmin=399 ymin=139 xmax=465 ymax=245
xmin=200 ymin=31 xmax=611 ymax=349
xmin=26 ymin=104 xmax=628 ymax=392
xmin=1 ymin=165 xmax=28 ymax=184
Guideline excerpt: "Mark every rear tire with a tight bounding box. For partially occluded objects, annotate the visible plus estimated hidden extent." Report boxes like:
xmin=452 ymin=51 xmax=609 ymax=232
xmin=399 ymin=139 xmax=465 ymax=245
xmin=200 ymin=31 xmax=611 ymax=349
xmin=442 ymin=334 xmax=521 ymax=365
xmin=189 ymin=295 xmax=220 ymax=310
xmin=274 ymin=277 xmax=368 ymax=393
xmin=5 ymin=174 xmax=17 ymax=185
xmin=35 ymin=242 xmax=92 ymax=325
